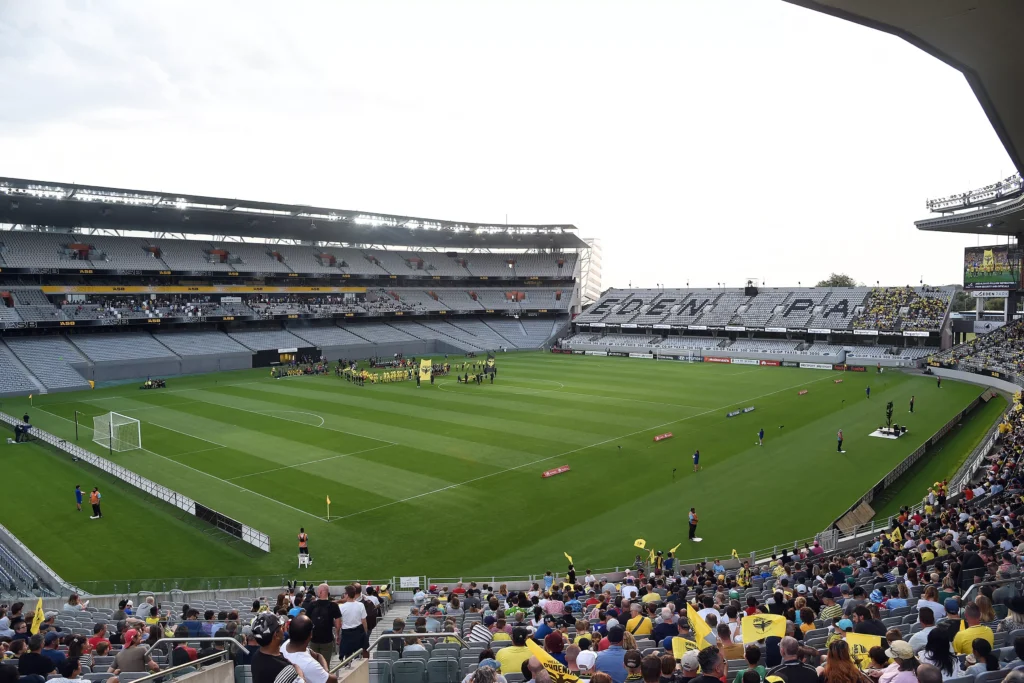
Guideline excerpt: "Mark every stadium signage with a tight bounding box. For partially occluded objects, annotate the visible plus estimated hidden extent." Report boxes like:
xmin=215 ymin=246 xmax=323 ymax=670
xmin=59 ymin=320 xmax=75 ymax=326
xmin=759 ymin=360 xmax=780 ymax=366
xmin=653 ymin=432 xmax=673 ymax=442
xmin=549 ymin=348 xmax=564 ymax=354
xmin=724 ymin=325 xmax=746 ymax=332
xmin=621 ymin=323 xmax=638 ymax=329
xmin=653 ymin=324 xmax=670 ymax=329
xmin=585 ymin=351 xmax=608 ymax=356
xmin=799 ymin=362 xmax=834 ymax=370
xmin=807 ymin=328 xmax=831 ymax=335
xmin=846 ymin=365 xmax=866 ymax=372
xmin=608 ymin=351 xmax=629 ymax=357
xmin=400 ymin=577 xmax=421 ymax=588
xmin=542 ymin=465 xmax=571 ymax=478
xmin=903 ymin=330 xmax=930 ymax=337
xmin=591 ymin=322 xmax=607 ymax=328
xmin=628 ymin=353 xmax=654 ymax=359
xmin=742 ymin=406 xmax=755 ymax=413
xmin=146 ymin=318 xmax=161 ymax=324
xmin=782 ymin=361 xmax=800 ymax=367
xmin=41 ymin=285 xmax=369 ymax=294
xmin=687 ymin=325 xmax=708 ymax=331
xmin=704 ymin=356 xmax=731 ymax=364
xmin=764 ymin=327 xmax=787 ymax=333
xmin=572 ymin=350 xmax=585 ymax=355
xmin=726 ymin=409 xmax=741 ymax=418
xmin=853 ymin=329 xmax=879 ymax=336
xmin=970 ymin=290 xmax=1005 ymax=298
xmin=731 ymin=358 xmax=758 ymax=366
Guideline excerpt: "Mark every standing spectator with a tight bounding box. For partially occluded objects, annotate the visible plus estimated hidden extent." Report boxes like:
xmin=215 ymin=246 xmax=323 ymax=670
xmin=282 ymin=614 xmax=337 ymax=683
xmin=338 ymin=586 xmax=367 ymax=659
xmin=307 ymin=583 xmax=341 ymax=664
xmin=250 ymin=613 xmax=297 ymax=683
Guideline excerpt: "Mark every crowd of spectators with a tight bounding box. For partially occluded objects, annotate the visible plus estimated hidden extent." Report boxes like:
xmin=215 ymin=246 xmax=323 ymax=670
xmin=933 ymin=320 xmax=1024 ymax=379
xmin=854 ymin=287 xmax=953 ymax=332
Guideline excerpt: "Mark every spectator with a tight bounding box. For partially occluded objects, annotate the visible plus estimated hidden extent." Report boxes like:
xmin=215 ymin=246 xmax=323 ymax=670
xmin=250 ymin=613 xmax=298 ymax=683
xmin=1000 ymin=597 xmax=1024 ymax=632
xmin=63 ymin=595 xmax=87 ymax=613
xmin=817 ymin=640 xmax=869 ymax=683
xmin=693 ymin=647 xmax=726 ymax=683
xmin=883 ymin=641 xmax=920 ymax=683
xmin=678 ymin=651 xmax=700 ymax=682
xmin=170 ymin=625 xmax=198 ymax=667
xmin=110 ymin=629 xmax=159 ymax=675
xmin=766 ymin=637 xmax=818 ymax=683
xmin=965 ymin=638 xmax=1000 ymax=677
xmin=595 ymin=626 xmax=628 ymax=683
xmin=496 ymin=628 xmax=532 ymax=675
xmin=732 ymin=645 xmax=764 ymax=683
xmin=916 ymin=629 xmax=963 ymax=681
xmin=282 ymin=614 xmax=337 ymax=683
xmin=50 ymin=656 xmax=86 ymax=683
xmin=338 ymin=585 xmax=368 ymax=659
xmin=41 ymin=632 xmax=66 ymax=669
xmin=577 ymin=638 xmax=597 ymax=673
xmin=907 ymin=608 xmax=936 ymax=653
xmin=544 ymin=633 xmax=566 ymax=665
xmin=19 ymin=635 xmax=56 ymax=678
xmin=952 ymin=603 xmax=994 ymax=655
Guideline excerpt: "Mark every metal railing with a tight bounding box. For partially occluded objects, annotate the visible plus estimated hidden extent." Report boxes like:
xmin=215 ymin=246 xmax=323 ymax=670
xmin=145 ymin=637 xmax=250 ymax=657
xmin=121 ymin=650 xmax=232 ymax=683
xmin=327 ymin=631 xmax=468 ymax=675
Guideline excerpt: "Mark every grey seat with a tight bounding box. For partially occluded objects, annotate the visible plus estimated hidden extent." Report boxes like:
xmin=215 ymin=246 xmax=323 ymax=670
xmin=393 ymin=660 xmax=426 ymax=683
xmin=84 ymin=674 xmax=111 ymax=682
xmin=976 ymin=670 xmax=1009 ymax=683
xmin=505 ymin=675 xmax=525 ymax=683
xmin=370 ymin=660 xmax=393 ymax=683
xmin=375 ymin=651 xmax=400 ymax=664
xmin=402 ymin=651 xmax=430 ymax=664
xmin=426 ymin=659 xmax=459 ymax=683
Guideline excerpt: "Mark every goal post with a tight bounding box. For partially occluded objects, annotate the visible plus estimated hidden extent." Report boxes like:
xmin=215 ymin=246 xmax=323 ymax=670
xmin=93 ymin=412 xmax=142 ymax=453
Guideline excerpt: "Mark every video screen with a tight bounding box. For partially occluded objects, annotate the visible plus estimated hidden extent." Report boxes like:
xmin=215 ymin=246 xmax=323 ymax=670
xmin=964 ymin=244 xmax=1021 ymax=290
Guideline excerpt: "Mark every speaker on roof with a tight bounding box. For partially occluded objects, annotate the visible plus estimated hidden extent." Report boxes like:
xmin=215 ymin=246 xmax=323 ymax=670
xmin=744 ymin=285 xmax=759 ymax=297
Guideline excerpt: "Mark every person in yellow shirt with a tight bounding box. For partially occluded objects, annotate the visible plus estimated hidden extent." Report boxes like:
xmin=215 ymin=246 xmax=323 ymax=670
xmin=496 ymin=628 xmax=532 ymax=674
xmin=736 ymin=562 xmax=752 ymax=589
xmin=625 ymin=604 xmax=653 ymax=636
xmin=642 ymin=590 xmax=661 ymax=604
xmin=953 ymin=604 xmax=995 ymax=655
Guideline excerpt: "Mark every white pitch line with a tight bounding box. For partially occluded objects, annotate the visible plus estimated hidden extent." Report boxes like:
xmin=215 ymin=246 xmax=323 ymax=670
xmin=258 ymin=410 xmax=325 ymax=428
xmin=174 ymin=445 xmax=228 ymax=458
xmin=331 ymin=372 xmax=838 ymax=521
xmin=33 ymin=406 xmax=327 ymax=522
xmin=226 ymin=443 xmax=396 ymax=481
xmin=146 ymin=421 xmax=229 ymax=448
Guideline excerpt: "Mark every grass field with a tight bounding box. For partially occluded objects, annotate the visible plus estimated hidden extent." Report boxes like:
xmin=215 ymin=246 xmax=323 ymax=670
xmin=0 ymin=353 xmax=1003 ymax=593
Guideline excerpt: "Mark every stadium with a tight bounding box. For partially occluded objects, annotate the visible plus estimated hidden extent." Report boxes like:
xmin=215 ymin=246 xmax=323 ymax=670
xmin=3 ymin=3 xmax=1024 ymax=683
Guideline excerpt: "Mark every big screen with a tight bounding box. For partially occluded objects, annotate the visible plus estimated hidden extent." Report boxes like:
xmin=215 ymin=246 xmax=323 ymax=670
xmin=964 ymin=244 xmax=1021 ymax=290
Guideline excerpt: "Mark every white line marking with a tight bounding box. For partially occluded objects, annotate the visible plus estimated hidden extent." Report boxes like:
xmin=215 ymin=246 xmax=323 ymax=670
xmin=146 ymin=421 xmax=228 ymax=448
xmin=34 ymin=406 xmax=327 ymax=522
xmin=258 ymin=410 xmax=325 ymax=428
xmin=174 ymin=445 xmax=228 ymax=458
xmin=331 ymin=373 xmax=838 ymax=520
xmin=227 ymin=444 xmax=396 ymax=481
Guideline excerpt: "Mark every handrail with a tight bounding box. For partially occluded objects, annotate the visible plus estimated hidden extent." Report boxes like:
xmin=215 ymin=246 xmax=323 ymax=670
xmin=330 ymin=650 xmax=364 ymax=674
xmin=110 ymin=650 xmax=230 ymax=683
xmin=144 ymin=636 xmax=250 ymax=656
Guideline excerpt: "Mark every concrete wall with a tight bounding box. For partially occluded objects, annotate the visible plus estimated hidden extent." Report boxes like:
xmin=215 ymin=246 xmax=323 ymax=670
xmin=932 ymin=367 xmax=1021 ymax=393
xmin=564 ymin=343 xmax=845 ymax=366
xmin=177 ymin=659 xmax=233 ymax=683
xmin=338 ymin=658 xmax=369 ymax=683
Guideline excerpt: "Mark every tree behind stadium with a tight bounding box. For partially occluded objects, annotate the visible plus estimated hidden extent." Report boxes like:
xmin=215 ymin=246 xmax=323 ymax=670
xmin=816 ymin=273 xmax=860 ymax=287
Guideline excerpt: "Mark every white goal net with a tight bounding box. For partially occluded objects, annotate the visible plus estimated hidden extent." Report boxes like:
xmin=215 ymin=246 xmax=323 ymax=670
xmin=93 ymin=412 xmax=142 ymax=452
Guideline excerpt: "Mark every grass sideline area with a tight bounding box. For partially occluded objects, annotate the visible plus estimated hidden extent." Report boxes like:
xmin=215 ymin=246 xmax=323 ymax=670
xmin=0 ymin=353 xmax=997 ymax=592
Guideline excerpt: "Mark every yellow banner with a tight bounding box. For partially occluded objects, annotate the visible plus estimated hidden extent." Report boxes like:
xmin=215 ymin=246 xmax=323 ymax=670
xmin=41 ymin=285 xmax=367 ymax=294
xmin=634 ymin=539 xmax=646 ymax=549
xmin=671 ymin=637 xmax=700 ymax=660
xmin=741 ymin=614 xmax=786 ymax=643
xmin=420 ymin=358 xmax=432 ymax=382
xmin=686 ymin=603 xmax=713 ymax=649
xmin=526 ymin=639 xmax=579 ymax=683
xmin=30 ymin=598 xmax=44 ymax=635
xmin=845 ymin=633 xmax=887 ymax=670
xmin=564 ymin=552 xmax=573 ymax=565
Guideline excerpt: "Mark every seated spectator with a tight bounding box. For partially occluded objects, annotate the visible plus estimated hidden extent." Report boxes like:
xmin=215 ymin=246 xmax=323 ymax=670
xmin=917 ymin=628 xmax=963 ymax=681
xmin=732 ymin=645 xmax=764 ymax=683
xmin=110 ymin=629 xmax=159 ymax=674
xmin=965 ymin=638 xmax=1000 ymax=677
xmin=495 ymin=628 xmax=532 ymax=675
xmin=50 ymin=656 xmax=86 ymax=683
xmin=282 ymin=614 xmax=337 ymax=683
xmin=952 ymin=603 xmax=994 ymax=655
xmin=19 ymin=635 xmax=56 ymax=678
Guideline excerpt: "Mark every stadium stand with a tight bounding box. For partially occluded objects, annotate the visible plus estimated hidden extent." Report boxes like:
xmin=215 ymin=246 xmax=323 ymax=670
xmin=289 ymin=324 xmax=378 ymax=348
xmin=933 ymin=318 xmax=1024 ymax=378
xmin=151 ymin=331 xmax=252 ymax=356
xmin=766 ymin=290 xmax=831 ymax=329
xmin=401 ymin=321 xmax=485 ymax=353
xmin=734 ymin=291 xmax=792 ymax=327
xmin=4 ymin=336 xmax=90 ymax=391
xmin=806 ymin=289 xmax=871 ymax=331
xmin=700 ymin=291 xmax=751 ymax=327
xmin=344 ymin=322 xmax=420 ymax=344
xmin=854 ymin=286 xmax=955 ymax=332
xmin=71 ymin=333 xmax=179 ymax=362
xmin=227 ymin=329 xmax=309 ymax=351
xmin=0 ymin=342 xmax=40 ymax=394
xmin=660 ymin=290 xmax=717 ymax=326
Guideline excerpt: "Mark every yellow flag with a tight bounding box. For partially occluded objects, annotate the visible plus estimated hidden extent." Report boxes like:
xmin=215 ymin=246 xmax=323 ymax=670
xmin=88 ymin=381 xmax=95 ymax=389
xmin=526 ymin=638 xmax=579 ymax=683
xmin=30 ymin=597 xmax=44 ymax=635
xmin=846 ymin=633 xmax=887 ymax=670
xmin=634 ymin=539 xmax=646 ymax=549
xmin=889 ymin=527 xmax=903 ymax=543
xmin=28 ymin=394 xmax=32 ymax=401
xmin=686 ymin=603 xmax=713 ymax=649
xmin=564 ymin=552 xmax=573 ymax=565
xmin=731 ymin=549 xmax=739 ymax=559
xmin=669 ymin=543 xmax=681 ymax=555
xmin=741 ymin=613 xmax=786 ymax=642
xmin=671 ymin=637 xmax=700 ymax=660
xmin=326 ymin=495 xmax=331 ymax=506
xmin=648 ymin=549 xmax=656 ymax=564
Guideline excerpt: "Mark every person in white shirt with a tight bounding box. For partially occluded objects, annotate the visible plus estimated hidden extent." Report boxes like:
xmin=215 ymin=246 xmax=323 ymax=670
xmin=283 ymin=614 xmax=337 ymax=683
xmin=620 ymin=578 xmax=638 ymax=600
xmin=907 ymin=607 xmax=937 ymax=653
xmin=584 ymin=572 xmax=595 ymax=585
xmin=338 ymin=585 xmax=368 ymax=659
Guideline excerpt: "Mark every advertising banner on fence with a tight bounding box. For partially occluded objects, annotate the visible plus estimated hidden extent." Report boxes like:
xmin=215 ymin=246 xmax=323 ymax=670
xmin=808 ymin=328 xmax=831 ymax=335
xmin=800 ymin=362 xmax=835 ymax=370
xmin=854 ymin=329 xmax=879 ymax=336
xmin=688 ymin=325 xmax=708 ymax=331
xmin=765 ymin=327 xmax=787 ymax=333
xmin=725 ymin=325 xmax=746 ymax=332
xmin=846 ymin=365 xmax=866 ymax=372
xmin=653 ymin=324 xmax=671 ymax=330
xmin=400 ymin=576 xmax=421 ymax=588
xmin=704 ymin=356 xmax=732 ymax=364
xmin=609 ymin=351 xmax=628 ymax=357
xmin=585 ymin=351 xmax=607 ymax=356
xmin=782 ymin=360 xmax=800 ymax=367
xmin=550 ymin=348 xmax=563 ymax=353
xmin=591 ymin=322 xmax=606 ymax=328
xmin=629 ymin=353 xmax=654 ymax=359
xmin=572 ymin=350 xmax=586 ymax=355
xmin=759 ymin=360 xmax=781 ymax=366
xmin=731 ymin=358 xmax=759 ymax=366
xmin=903 ymin=330 xmax=930 ymax=337
xmin=622 ymin=323 xmax=638 ymax=329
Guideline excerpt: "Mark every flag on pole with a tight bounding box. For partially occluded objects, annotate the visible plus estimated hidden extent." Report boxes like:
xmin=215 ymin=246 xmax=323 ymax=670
xmin=731 ymin=549 xmax=740 ymax=559
xmin=634 ymin=539 xmax=646 ymax=549
xmin=669 ymin=542 xmax=681 ymax=555
xmin=326 ymin=495 xmax=331 ymax=521
xmin=564 ymin=552 xmax=573 ymax=565
xmin=326 ymin=495 xmax=331 ymax=506
xmin=30 ymin=597 xmax=44 ymax=634
xmin=741 ymin=614 xmax=786 ymax=642
xmin=686 ymin=603 xmax=713 ymax=649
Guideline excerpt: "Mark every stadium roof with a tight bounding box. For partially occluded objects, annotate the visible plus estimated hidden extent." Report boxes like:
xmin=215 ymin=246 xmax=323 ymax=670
xmin=784 ymin=1 xmax=1024 ymax=176
xmin=784 ymin=1 xmax=1024 ymax=237
xmin=0 ymin=176 xmax=586 ymax=250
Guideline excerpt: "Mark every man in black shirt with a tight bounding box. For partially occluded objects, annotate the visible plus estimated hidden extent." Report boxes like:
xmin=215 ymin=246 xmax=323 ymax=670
xmin=19 ymin=635 xmax=56 ymax=677
xmin=766 ymin=637 xmax=818 ymax=683
xmin=250 ymin=612 xmax=297 ymax=683
xmin=851 ymin=605 xmax=887 ymax=637
xmin=307 ymin=583 xmax=342 ymax=664
xmin=691 ymin=647 xmax=726 ymax=683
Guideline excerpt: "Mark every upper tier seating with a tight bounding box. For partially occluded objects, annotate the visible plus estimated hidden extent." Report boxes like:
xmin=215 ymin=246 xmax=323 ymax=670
xmin=698 ymin=292 xmax=751 ymax=327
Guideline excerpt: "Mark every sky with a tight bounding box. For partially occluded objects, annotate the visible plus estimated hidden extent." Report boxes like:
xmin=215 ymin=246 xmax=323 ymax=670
xmin=0 ymin=0 xmax=1015 ymax=290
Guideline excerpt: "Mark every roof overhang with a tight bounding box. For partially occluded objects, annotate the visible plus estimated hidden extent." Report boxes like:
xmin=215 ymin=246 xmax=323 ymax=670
xmin=783 ymin=1 xmax=1024 ymax=175
xmin=0 ymin=177 xmax=587 ymax=250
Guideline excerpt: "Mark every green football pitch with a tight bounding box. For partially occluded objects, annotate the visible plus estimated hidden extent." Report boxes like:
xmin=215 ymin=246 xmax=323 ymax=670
xmin=0 ymin=353 xmax=1004 ymax=594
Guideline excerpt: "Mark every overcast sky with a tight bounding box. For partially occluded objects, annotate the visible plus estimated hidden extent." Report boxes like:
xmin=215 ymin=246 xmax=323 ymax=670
xmin=0 ymin=0 xmax=1014 ymax=289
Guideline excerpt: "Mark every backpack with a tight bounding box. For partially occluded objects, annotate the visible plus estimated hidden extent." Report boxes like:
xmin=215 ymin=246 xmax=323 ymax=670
xmin=361 ymin=598 xmax=378 ymax=631
xmin=308 ymin=600 xmax=334 ymax=636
